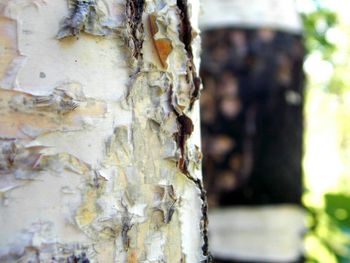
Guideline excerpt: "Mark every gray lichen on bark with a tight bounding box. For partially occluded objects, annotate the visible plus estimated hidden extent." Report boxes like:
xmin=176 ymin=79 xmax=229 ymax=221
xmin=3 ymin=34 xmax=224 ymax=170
xmin=57 ymin=0 xmax=112 ymax=39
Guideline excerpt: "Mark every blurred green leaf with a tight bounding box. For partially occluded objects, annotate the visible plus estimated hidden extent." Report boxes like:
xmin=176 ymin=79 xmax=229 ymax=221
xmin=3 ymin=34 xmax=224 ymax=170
xmin=325 ymin=194 xmax=350 ymax=228
xmin=302 ymin=8 xmax=337 ymax=61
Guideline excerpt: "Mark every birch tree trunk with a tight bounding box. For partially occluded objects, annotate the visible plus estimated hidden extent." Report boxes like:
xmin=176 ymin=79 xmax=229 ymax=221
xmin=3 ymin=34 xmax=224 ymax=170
xmin=0 ymin=0 xmax=208 ymax=262
xmin=199 ymin=0 xmax=305 ymax=262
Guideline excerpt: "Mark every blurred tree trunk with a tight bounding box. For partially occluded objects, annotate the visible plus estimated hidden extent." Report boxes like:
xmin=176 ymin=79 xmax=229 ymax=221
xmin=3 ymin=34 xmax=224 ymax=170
xmin=0 ymin=0 xmax=209 ymax=262
xmin=199 ymin=0 xmax=305 ymax=262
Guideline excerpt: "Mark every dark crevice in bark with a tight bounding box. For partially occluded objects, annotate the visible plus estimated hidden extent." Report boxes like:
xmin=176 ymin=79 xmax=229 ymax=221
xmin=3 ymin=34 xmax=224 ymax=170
xmin=169 ymin=83 xmax=211 ymax=261
xmin=176 ymin=0 xmax=201 ymax=110
xmin=121 ymin=202 xmax=133 ymax=251
xmin=184 ymin=175 xmax=211 ymax=263
xmin=176 ymin=0 xmax=211 ymax=255
xmin=67 ymin=252 xmax=90 ymax=263
xmin=176 ymin=0 xmax=193 ymax=58
xmin=126 ymin=0 xmax=145 ymax=60
xmin=176 ymin=114 xmax=194 ymax=172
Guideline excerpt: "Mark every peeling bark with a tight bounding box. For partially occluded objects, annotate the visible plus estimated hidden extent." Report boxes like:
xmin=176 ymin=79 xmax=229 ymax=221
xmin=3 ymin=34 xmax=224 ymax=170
xmin=0 ymin=0 xmax=207 ymax=262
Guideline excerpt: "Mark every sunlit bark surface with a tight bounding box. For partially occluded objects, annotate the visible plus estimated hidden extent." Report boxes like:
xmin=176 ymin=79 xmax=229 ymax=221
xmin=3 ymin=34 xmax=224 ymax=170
xmin=0 ymin=0 xmax=208 ymax=262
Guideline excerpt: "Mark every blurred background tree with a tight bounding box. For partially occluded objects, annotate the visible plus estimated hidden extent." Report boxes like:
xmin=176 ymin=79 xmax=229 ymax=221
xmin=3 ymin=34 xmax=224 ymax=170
xmin=199 ymin=0 xmax=305 ymax=262
xmin=199 ymin=0 xmax=350 ymax=262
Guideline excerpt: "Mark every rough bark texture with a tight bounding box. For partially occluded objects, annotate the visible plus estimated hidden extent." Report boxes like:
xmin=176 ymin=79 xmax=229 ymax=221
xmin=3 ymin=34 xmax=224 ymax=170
xmin=0 ymin=0 xmax=208 ymax=262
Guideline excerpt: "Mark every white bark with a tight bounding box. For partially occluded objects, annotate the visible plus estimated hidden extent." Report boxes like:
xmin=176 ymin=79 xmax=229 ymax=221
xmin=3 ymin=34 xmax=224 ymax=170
xmin=209 ymin=206 xmax=305 ymax=262
xmin=200 ymin=0 xmax=302 ymax=33
xmin=0 ymin=0 xmax=207 ymax=262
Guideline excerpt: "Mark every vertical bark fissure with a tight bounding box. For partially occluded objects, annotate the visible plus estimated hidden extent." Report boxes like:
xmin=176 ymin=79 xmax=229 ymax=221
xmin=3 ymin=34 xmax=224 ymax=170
xmin=125 ymin=0 xmax=145 ymax=61
xmin=175 ymin=1 xmax=210 ymax=259
xmin=170 ymin=84 xmax=211 ymax=261
xmin=124 ymin=0 xmax=209 ymax=260
xmin=176 ymin=0 xmax=201 ymax=109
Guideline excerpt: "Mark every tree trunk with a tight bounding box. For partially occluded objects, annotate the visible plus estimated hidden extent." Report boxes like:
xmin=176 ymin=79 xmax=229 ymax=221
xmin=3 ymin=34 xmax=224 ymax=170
xmin=0 ymin=0 xmax=208 ymax=262
xmin=199 ymin=0 xmax=305 ymax=262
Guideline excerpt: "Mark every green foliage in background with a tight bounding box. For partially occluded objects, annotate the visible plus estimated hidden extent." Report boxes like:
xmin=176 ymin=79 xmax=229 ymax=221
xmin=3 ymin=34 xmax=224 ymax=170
xmin=302 ymin=7 xmax=336 ymax=60
xmin=305 ymin=193 xmax=350 ymax=263
xmin=302 ymin=1 xmax=350 ymax=262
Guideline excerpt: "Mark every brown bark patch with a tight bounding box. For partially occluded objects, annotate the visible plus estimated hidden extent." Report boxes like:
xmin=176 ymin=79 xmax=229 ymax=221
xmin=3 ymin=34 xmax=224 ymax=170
xmin=148 ymin=13 xmax=172 ymax=68
xmin=127 ymin=250 xmax=137 ymax=263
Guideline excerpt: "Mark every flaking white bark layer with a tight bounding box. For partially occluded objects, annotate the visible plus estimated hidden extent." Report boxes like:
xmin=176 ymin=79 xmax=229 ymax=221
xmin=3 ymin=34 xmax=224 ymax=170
xmin=0 ymin=0 xmax=206 ymax=262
